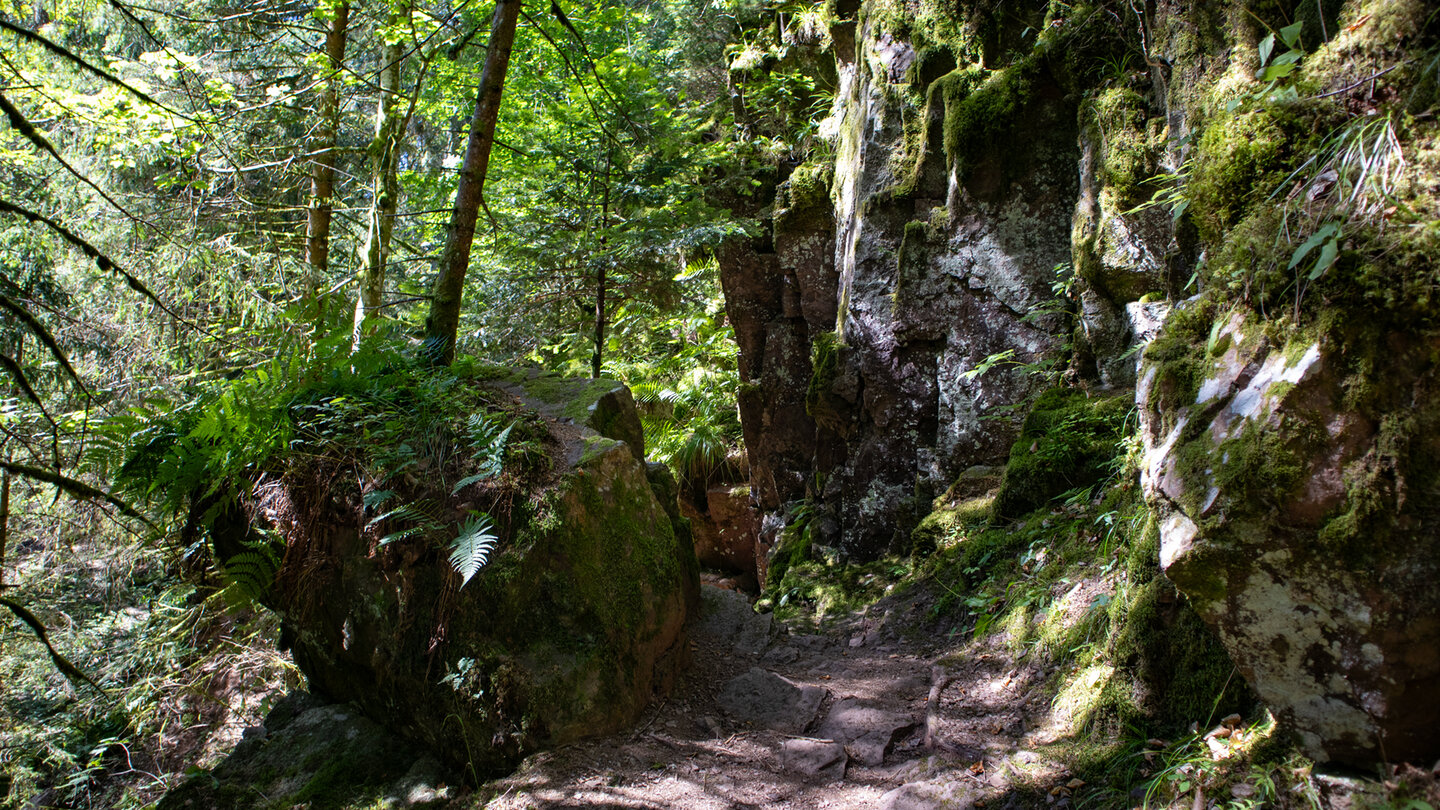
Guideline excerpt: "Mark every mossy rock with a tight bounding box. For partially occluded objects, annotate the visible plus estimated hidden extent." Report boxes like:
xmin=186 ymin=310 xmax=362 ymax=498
xmin=158 ymin=694 xmax=451 ymax=810
xmin=993 ymin=388 xmax=1132 ymax=519
xmin=264 ymin=369 xmax=698 ymax=779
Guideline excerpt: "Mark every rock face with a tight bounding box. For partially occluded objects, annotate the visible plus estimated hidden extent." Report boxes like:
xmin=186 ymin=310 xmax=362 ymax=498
xmin=717 ymin=0 xmax=1440 ymax=769
xmin=682 ymin=484 xmax=761 ymax=581
xmin=1138 ymin=306 xmax=1440 ymax=765
xmin=717 ymin=6 xmax=1166 ymax=561
xmin=158 ymin=694 xmax=451 ymax=810
xmin=260 ymin=372 xmax=699 ymax=776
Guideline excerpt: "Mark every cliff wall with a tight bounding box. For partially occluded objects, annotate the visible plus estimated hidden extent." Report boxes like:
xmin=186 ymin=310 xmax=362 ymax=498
xmin=721 ymin=0 xmax=1440 ymax=766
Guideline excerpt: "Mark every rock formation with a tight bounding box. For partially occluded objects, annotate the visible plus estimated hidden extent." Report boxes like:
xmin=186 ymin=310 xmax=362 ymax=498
xmin=718 ymin=0 xmax=1440 ymax=769
xmin=256 ymin=369 xmax=698 ymax=775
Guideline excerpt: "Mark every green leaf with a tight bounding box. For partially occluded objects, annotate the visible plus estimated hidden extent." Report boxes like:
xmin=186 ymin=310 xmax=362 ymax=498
xmin=1308 ymin=237 xmax=1340 ymax=280
xmin=1279 ymin=21 xmax=1303 ymax=48
xmin=449 ymin=514 xmax=498 ymax=587
xmin=1288 ymin=223 xmax=1341 ymax=270
xmin=1257 ymin=32 xmax=1275 ymax=66
xmin=1261 ymin=62 xmax=1297 ymax=81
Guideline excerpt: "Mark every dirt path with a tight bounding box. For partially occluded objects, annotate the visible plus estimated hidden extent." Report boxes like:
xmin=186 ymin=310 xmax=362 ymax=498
xmin=479 ymin=586 xmax=1074 ymax=810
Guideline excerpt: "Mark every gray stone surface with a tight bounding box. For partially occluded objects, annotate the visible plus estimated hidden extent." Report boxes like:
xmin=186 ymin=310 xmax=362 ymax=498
xmin=1139 ymin=304 xmax=1440 ymax=766
xmin=717 ymin=667 xmax=826 ymax=733
xmin=814 ymin=697 xmax=917 ymax=767
xmin=697 ymin=586 xmax=772 ymax=656
xmin=877 ymin=779 xmax=978 ymax=810
xmin=779 ymin=738 xmax=847 ymax=782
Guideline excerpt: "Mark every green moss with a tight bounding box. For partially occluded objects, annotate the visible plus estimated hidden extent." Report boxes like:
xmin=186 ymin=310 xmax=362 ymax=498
xmin=909 ymin=495 xmax=994 ymax=555
xmin=1141 ymin=295 xmax=1222 ymax=419
xmin=805 ymin=331 xmax=846 ymax=434
xmin=1186 ymin=108 xmax=1291 ymax=245
xmin=1173 ymin=419 xmax=1306 ymax=519
xmin=765 ymin=518 xmax=814 ymax=598
xmin=893 ymin=219 xmax=933 ymax=310
xmin=775 ymin=163 xmax=835 ymax=233
xmin=1105 ymin=578 xmax=1252 ymax=733
xmin=1081 ymin=87 xmax=1159 ymax=210
xmin=941 ymin=60 xmax=1036 ymax=182
xmin=578 ymin=435 xmax=623 ymax=466
xmin=769 ymin=555 xmax=912 ymax=625
xmin=993 ymin=388 xmax=1133 ymax=519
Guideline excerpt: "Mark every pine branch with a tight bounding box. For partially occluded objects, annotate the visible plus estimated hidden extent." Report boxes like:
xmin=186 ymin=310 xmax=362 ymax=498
xmin=0 ymin=351 xmax=56 ymax=424
xmin=0 ymin=291 xmax=85 ymax=394
xmin=0 ymin=91 xmax=163 ymax=231
xmin=0 ymin=19 xmax=193 ymax=121
xmin=0 ymin=198 xmax=181 ymax=324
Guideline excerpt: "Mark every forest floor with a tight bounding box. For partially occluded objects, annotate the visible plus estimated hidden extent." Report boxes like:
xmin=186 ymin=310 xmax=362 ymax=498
xmin=477 ymin=582 xmax=1078 ymax=810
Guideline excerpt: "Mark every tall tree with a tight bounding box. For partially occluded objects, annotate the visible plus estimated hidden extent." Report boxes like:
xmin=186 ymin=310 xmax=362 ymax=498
xmin=423 ymin=0 xmax=521 ymax=365
xmin=355 ymin=0 xmax=411 ymax=345
xmin=304 ymin=0 xmax=351 ymax=321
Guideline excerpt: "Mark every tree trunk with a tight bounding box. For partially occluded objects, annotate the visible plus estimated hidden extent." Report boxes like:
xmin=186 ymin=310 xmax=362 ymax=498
xmin=354 ymin=2 xmax=407 ymax=347
xmin=0 ymin=333 xmax=18 ymax=592
xmin=423 ymin=0 xmax=521 ymax=365
xmin=590 ymin=159 xmax=611 ymax=378
xmin=304 ymin=1 xmax=349 ymax=325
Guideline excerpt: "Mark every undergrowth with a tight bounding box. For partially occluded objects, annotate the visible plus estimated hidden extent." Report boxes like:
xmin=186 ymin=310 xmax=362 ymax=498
xmin=0 ymin=501 xmax=298 ymax=810
xmin=88 ymin=333 xmax=555 ymax=603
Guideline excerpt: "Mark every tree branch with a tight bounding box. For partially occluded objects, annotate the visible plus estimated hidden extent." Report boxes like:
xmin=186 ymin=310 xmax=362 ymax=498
xmin=0 ymin=461 xmax=151 ymax=525
xmin=0 ymin=19 xmax=193 ymax=121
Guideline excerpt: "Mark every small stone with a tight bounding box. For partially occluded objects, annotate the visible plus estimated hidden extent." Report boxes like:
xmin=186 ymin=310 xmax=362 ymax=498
xmin=780 ymin=739 xmax=847 ymax=782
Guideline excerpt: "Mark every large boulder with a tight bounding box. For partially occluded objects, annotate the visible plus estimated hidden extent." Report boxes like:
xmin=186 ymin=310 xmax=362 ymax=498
xmin=257 ymin=369 xmax=698 ymax=777
xmin=158 ymin=693 xmax=451 ymax=810
xmin=1138 ymin=302 xmax=1440 ymax=766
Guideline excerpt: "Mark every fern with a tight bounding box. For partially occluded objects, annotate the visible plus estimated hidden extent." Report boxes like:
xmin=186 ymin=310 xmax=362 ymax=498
xmin=453 ymin=413 xmax=514 ymax=492
xmin=364 ymin=495 xmax=444 ymax=547
xmin=448 ymin=514 xmax=498 ymax=587
xmin=219 ymin=546 xmax=279 ymax=608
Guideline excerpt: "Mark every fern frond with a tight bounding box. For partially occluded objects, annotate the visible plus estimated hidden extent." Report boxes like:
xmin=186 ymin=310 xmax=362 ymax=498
xmin=220 ymin=549 xmax=277 ymax=605
xmin=448 ymin=514 xmax=498 ymax=587
xmin=365 ymin=501 xmax=435 ymax=530
xmin=377 ymin=525 xmax=426 ymax=547
xmin=450 ymin=472 xmax=489 ymax=495
xmin=362 ymin=489 xmax=397 ymax=511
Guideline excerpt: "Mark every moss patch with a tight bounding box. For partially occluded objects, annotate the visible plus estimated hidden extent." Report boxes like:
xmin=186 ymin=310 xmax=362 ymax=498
xmin=993 ymin=388 xmax=1133 ymax=519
